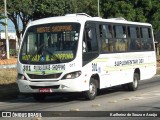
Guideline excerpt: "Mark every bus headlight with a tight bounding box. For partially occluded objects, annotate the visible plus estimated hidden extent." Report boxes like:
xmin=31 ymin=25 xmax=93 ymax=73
xmin=17 ymin=73 xmax=26 ymax=80
xmin=62 ymin=71 xmax=82 ymax=79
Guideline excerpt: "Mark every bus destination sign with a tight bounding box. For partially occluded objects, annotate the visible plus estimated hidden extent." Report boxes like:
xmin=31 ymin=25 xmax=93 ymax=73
xmin=36 ymin=25 xmax=72 ymax=33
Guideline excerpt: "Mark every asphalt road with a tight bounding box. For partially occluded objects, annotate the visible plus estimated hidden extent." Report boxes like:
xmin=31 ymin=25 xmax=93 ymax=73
xmin=0 ymin=75 xmax=160 ymax=120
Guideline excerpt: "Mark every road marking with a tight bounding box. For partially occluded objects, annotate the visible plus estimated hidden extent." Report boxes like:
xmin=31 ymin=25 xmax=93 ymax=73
xmin=140 ymin=93 xmax=150 ymax=96
xmin=70 ymin=108 xmax=80 ymax=111
xmin=108 ymin=100 xmax=117 ymax=103
xmin=123 ymin=98 xmax=132 ymax=100
xmin=150 ymin=91 xmax=160 ymax=96
xmin=131 ymin=96 xmax=145 ymax=100
xmin=92 ymin=104 xmax=101 ymax=107
xmin=139 ymin=91 xmax=160 ymax=97
xmin=135 ymin=94 xmax=143 ymax=97
xmin=121 ymin=90 xmax=160 ymax=101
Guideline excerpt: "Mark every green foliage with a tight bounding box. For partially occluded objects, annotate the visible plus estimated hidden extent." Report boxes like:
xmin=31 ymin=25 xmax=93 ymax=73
xmin=0 ymin=14 xmax=6 ymax=26
xmin=32 ymin=0 xmax=77 ymax=20
xmin=0 ymin=2 xmax=5 ymax=26
xmin=101 ymin=0 xmax=160 ymax=34
xmin=77 ymin=0 xmax=98 ymax=17
xmin=150 ymin=0 xmax=160 ymax=34
xmin=101 ymin=0 xmax=135 ymax=20
xmin=3 ymin=0 xmax=39 ymax=45
xmin=31 ymin=0 xmax=98 ymax=20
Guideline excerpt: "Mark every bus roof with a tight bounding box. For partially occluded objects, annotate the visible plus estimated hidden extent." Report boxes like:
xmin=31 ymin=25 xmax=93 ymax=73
xmin=28 ymin=13 xmax=152 ymax=27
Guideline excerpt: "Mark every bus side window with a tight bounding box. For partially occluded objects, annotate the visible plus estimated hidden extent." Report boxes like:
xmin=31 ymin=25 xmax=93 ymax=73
xmin=147 ymin=28 xmax=154 ymax=50
xmin=83 ymin=23 xmax=99 ymax=66
xmin=129 ymin=26 xmax=141 ymax=50
xmin=100 ymin=24 xmax=113 ymax=52
xmin=141 ymin=27 xmax=153 ymax=50
xmin=86 ymin=27 xmax=98 ymax=52
xmin=114 ymin=25 xmax=127 ymax=51
xmin=86 ymin=28 xmax=92 ymax=51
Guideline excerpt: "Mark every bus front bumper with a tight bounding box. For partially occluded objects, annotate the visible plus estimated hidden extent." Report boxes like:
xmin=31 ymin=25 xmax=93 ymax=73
xmin=17 ymin=78 xmax=89 ymax=93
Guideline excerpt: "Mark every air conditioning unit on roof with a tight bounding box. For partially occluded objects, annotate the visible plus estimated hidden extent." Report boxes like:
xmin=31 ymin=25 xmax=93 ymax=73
xmin=65 ymin=13 xmax=91 ymax=17
xmin=107 ymin=17 xmax=127 ymax=21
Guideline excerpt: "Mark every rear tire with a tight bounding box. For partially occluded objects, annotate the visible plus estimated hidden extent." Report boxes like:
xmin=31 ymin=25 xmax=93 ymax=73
xmin=84 ymin=78 xmax=97 ymax=100
xmin=128 ymin=73 xmax=139 ymax=91
xmin=33 ymin=93 xmax=46 ymax=101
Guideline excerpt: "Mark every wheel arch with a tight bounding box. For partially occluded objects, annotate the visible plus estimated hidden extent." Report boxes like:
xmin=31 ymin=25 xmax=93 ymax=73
xmin=134 ymin=68 xmax=140 ymax=80
xmin=91 ymin=73 xmax=100 ymax=89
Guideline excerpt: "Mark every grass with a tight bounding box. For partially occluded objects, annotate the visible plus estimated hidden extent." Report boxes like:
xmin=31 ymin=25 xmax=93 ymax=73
xmin=0 ymin=68 xmax=17 ymax=84
xmin=0 ymin=68 xmax=19 ymax=101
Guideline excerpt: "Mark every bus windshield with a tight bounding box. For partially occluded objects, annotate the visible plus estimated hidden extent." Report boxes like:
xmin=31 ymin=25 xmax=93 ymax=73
xmin=20 ymin=23 xmax=80 ymax=64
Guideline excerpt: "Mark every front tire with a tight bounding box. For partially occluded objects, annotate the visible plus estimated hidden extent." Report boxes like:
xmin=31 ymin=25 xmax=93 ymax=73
xmin=84 ymin=78 xmax=97 ymax=100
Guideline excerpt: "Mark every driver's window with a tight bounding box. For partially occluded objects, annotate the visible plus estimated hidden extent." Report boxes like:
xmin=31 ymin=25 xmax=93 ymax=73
xmin=83 ymin=22 xmax=99 ymax=66
xmin=84 ymin=26 xmax=98 ymax=52
xmin=27 ymin=33 xmax=36 ymax=54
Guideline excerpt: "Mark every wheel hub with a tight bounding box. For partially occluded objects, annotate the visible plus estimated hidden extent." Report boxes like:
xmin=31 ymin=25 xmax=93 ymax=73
xmin=134 ymin=78 xmax=138 ymax=88
xmin=89 ymin=83 xmax=96 ymax=95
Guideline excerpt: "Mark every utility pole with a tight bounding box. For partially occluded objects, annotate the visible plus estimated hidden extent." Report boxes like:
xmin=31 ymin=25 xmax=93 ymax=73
xmin=4 ymin=0 xmax=10 ymax=59
xmin=98 ymin=0 xmax=100 ymax=17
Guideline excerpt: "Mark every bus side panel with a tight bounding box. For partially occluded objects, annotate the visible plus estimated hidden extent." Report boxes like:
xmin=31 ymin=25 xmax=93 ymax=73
xmin=93 ymin=51 xmax=156 ymax=89
xmin=139 ymin=51 xmax=156 ymax=80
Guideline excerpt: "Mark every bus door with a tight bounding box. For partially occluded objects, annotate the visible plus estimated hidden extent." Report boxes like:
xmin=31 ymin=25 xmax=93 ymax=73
xmin=82 ymin=22 xmax=99 ymax=67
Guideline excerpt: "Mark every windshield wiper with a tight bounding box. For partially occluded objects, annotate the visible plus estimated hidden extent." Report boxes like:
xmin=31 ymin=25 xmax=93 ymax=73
xmin=28 ymin=44 xmax=44 ymax=64
xmin=44 ymin=48 xmax=62 ymax=62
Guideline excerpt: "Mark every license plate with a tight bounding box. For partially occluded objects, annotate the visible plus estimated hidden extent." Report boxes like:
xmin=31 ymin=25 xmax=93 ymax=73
xmin=39 ymin=88 xmax=52 ymax=93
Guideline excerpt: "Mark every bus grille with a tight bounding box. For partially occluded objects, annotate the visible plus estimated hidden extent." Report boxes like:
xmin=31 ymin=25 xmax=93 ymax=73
xmin=29 ymin=85 xmax=60 ymax=89
xmin=27 ymin=73 xmax=62 ymax=79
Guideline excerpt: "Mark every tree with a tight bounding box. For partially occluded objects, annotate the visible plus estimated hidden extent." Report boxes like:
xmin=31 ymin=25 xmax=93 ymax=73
xmin=32 ymin=0 xmax=99 ymax=20
xmin=7 ymin=0 xmax=39 ymax=45
xmin=130 ymin=0 xmax=160 ymax=34
xmin=0 ymin=0 xmax=96 ymax=45
xmin=150 ymin=0 xmax=160 ymax=34
xmin=131 ymin=0 xmax=152 ymax=22
xmin=32 ymin=0 xmax=77 ymax=20
xmin=0 ymin=0 xmax=38 ymax=45
xmin=0 ymin=14 xmax=6 ymax=26
xmin=77 ymin=0 xmax=98 ymax=17
xmin=100 ymin=0 xmax=160 ymax=35
xmin=0 ymin=3 xmax=5 ymax=26
xmin=100 ymin=0 xmax=135 ymax=20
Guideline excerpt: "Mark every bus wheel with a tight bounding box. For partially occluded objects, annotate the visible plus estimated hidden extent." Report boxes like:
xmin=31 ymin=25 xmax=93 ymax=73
xmin=84 ymin=78 xmax=97 ymax=100
xmin=33 ymin=93 xmax=46 ymax=101
xmin=128 ymin=73 xmax=139 ymax=91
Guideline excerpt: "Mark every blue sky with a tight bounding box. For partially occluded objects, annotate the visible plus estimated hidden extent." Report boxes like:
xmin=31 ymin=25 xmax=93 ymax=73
xmin=0 ymin=18 xmax=22 ymax=32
